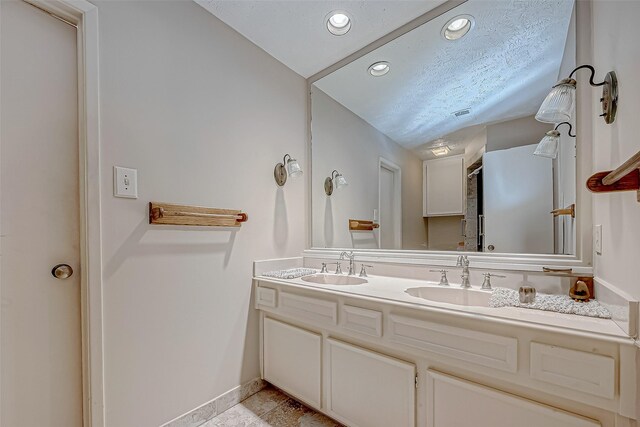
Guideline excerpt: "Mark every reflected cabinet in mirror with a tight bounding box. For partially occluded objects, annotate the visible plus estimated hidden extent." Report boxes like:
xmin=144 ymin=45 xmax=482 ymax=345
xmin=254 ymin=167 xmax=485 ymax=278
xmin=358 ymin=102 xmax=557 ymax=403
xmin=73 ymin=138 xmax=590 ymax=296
xmin=311 ymin=0 xmax=577 ymax=255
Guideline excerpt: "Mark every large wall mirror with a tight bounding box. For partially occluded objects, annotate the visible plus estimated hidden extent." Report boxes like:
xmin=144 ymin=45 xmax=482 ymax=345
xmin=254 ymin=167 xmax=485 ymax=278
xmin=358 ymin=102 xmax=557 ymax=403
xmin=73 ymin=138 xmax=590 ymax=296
xmin=311 ymin=0 xmax=579 ymax=256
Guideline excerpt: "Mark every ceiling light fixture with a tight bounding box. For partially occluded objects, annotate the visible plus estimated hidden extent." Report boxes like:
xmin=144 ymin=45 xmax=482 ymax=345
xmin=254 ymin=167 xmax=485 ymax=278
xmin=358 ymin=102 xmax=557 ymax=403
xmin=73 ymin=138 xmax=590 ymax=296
xmin=368 ymin=61 xmax=390 ymax=77
xmin=325 ymin=170 xmax=348 ymax=195
xmin=326 ymin=11 xmax=351 ymax=36
xmin=442 ymin=15 xmax=474 ymax=41
xmin=274 ymin=154 xmax=303 ymax=186
xmin=533 ymin=122 xmax=576 ymax=159
xmin=536 ymin=65 xmax=618 ymax=124
xmin=431 ymin=146 xmax=451 ymax=157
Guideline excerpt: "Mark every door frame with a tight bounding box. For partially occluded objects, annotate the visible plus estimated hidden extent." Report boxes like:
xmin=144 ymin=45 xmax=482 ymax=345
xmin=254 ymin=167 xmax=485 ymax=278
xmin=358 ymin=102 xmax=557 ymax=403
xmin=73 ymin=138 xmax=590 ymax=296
xmin=378 ymin=157 xmax=402 ymax=249
xmin=1 ymin=1 xmax=104 ymax=426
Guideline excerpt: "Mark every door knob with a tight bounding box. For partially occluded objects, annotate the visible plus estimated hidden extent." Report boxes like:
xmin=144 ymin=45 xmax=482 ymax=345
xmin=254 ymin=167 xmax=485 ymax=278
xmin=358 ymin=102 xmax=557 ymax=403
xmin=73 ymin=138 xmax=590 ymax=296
xmin=52 ymin=264 xmax=73 ymax=279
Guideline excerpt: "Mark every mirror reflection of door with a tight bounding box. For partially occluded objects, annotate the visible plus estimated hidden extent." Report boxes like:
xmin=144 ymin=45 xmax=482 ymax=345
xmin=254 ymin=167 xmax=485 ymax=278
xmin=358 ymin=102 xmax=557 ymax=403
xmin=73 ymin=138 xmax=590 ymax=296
xmin=483 ymin=144 xmax=554 ymax=254
xmin=379 ymin=158 xmax=402 ymax=249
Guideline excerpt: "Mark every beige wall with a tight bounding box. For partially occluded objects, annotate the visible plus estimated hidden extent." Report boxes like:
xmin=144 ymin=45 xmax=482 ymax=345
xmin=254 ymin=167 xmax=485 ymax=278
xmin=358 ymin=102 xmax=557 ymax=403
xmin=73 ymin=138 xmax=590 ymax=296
xmin=591 ymin=0 xmax=640 ymax=300
xmin=96 ymin=1 xmax=307 ymax=425
xmin=486 ymin=115 xmax=552 ymax=152
xmin=311 ymin=87 xmax=426 ymax=250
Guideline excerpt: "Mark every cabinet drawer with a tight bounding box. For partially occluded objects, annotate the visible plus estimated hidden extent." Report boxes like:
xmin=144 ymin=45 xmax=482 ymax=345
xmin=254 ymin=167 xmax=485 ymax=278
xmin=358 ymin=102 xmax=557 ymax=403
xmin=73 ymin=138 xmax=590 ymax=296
xmin=341 ymin=305 xmax=383 ymax=337
xmin=388 ymin=314 xmax=517 ymax=372
xmin=255 ymin=286 xmax=277 ymax=308
xmin=279 ymin=291 xmax=337 ymax=325
xmin=530 ymin=342 xmax=615 ymax=399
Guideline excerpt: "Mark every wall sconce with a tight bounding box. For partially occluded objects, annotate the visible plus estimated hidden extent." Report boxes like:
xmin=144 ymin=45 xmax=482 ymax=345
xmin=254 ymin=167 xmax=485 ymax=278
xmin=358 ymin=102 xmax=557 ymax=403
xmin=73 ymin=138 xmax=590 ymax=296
xmin=274 ymin=154 xmax=302 ymax=186
xmin=324 ymin=170 xmax=348 ymax=195
xmin=535 ymin=65 xmax=618 ymax=124
xmin=534 ymin=122 xmax=576 ymax=159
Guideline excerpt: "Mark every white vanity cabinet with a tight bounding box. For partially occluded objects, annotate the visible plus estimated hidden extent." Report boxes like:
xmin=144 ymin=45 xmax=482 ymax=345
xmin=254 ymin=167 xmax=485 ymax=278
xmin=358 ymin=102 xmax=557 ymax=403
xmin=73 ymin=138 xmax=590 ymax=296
xmin=426 ymin=370 xmax=601 ymax=427
xmin=263 ymin=317 xmax=322 ymax=408
xmin=326 ymin=339 xmax=415 ymax=427
xmin=255 ymin=280 xmax=638 ymax=427
xmin=423 ymin=155 xmax=464 ymax=216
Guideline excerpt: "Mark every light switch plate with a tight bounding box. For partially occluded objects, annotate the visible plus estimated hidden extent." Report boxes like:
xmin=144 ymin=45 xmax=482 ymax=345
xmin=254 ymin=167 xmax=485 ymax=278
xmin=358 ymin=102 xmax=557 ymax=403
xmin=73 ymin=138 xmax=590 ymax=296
xmin=594 ymin=224 xmax=602 ymax=255
xmin=114 ymin=166 xmax=138 ymax=199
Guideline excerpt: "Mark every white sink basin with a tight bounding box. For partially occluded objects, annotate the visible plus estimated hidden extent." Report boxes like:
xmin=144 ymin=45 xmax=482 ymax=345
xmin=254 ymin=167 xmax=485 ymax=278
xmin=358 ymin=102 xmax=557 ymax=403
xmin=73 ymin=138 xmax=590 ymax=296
xmin=405 ymin=286 xmax=492 ymax=307
xmin=301 ymin=274 xmax=368 ymax=286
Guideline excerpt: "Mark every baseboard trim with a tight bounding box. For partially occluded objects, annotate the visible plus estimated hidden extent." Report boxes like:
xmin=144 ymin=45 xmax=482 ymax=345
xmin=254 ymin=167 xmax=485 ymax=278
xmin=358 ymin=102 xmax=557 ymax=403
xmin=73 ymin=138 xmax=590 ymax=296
xmin=161 ymin=377 xmax=267 ymax=427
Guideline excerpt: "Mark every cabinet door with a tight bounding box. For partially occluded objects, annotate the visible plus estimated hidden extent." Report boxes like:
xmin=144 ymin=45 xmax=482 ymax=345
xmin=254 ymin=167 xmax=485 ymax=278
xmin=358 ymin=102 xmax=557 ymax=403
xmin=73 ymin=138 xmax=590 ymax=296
xmin=327 ymin=339 xmax=415 ymax=427
xmin=427 ymin=370 xmax=601 ymax=427
xmin=424 ymin=156 xmax=464 ymax=216
xmin=263 ymin=318 xmax=321 ymax=408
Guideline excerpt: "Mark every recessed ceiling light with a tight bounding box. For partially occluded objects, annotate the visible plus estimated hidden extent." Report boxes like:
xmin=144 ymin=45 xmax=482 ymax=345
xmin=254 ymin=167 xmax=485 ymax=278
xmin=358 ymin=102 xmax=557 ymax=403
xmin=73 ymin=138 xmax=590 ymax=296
xmin=431 ymin=146 xmax=451 ymax=156
xmin=368 ymin=61 xmax=390 ymax=77
xmin=326 ymin=11 xmax=351 ymax=36
xmin=442 ymin=15 xmax=474 ymax=41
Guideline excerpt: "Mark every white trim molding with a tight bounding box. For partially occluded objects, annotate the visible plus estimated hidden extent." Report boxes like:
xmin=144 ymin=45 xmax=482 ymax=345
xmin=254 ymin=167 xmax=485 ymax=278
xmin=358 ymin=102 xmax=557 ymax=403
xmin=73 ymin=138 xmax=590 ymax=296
xmin=23 ymin=1 xmax=105 ymax=426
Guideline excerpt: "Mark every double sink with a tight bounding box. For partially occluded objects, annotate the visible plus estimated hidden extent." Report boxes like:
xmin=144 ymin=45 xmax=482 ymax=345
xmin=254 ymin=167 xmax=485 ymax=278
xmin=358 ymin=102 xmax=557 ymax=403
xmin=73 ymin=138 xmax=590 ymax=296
xmin=299 ymin=273 xmax=491 ymax=308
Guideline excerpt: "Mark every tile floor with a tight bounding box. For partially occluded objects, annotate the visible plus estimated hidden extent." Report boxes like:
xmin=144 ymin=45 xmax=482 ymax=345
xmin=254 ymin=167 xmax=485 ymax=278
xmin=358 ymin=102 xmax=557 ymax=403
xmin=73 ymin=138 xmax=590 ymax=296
xmin=202 ymin=385 xmax=343 ymax=427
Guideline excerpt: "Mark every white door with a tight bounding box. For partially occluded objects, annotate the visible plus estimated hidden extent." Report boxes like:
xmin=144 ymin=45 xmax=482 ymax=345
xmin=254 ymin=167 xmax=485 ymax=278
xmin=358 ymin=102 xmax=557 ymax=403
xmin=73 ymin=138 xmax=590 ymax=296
xmin=326 ymin=339 xmax=415 ymax=427
xmin=483 ymin=144 xmax=553 ymax=254
xmin=379 ymin=159 xmax=401 ymax=249
xmin=1 ymin=2 xmax=83 ymax=426
xmin=426 ymin=370 xmax=601 ymax=427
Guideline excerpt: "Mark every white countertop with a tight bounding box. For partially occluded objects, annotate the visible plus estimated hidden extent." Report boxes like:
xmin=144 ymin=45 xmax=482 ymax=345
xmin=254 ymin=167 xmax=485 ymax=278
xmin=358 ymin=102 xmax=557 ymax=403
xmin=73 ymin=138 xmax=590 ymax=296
xmin=256 ymin=272 xmax=631 ymax=341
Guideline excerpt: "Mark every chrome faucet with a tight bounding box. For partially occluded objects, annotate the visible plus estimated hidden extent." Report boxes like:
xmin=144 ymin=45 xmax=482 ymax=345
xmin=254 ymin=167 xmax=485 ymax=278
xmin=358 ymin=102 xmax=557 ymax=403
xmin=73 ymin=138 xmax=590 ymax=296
xmin=340 ymin=251 xmax=356 ymax=275
xmin=456 ymin=255 xmax=471 ymax=288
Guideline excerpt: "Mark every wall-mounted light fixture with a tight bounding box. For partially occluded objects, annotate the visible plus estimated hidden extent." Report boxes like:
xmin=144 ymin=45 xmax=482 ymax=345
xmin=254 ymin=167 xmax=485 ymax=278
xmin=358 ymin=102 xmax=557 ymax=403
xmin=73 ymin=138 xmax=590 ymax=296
xmin=324 ymin=170 xmax=348 ymax=196
xmin=534 ymin=122 xmax=576 ymax=159
xmin=274 ymin=154 xmax=302 ymax=186
xmin=536 ymin=65 xmax=618 ymax=124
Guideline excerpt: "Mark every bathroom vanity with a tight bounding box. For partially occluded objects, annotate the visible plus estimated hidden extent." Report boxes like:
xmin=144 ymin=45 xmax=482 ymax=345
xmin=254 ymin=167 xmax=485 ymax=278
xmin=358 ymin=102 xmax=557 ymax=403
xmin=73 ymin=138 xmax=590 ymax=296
xmin=254 ymin=272 xmax=638 ymax=427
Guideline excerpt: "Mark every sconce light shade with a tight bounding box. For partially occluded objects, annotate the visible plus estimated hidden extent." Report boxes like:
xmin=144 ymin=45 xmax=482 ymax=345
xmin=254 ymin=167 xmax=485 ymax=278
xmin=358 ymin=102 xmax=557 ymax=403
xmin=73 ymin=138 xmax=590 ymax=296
xmin=286 ymin=157 xmax=303 ymax=179
xmin=334 ymin=173 xmax=348 ymax=189
xmin=535 ymin=79 xmax=575 ymax=123
xmin=274 ymin=154 xmax=302 ymax=186
xmin=533 ymin=122 xmax=576 ymax=159
xmin=325 ymin=170 xmax=348 ymax=196
xmin=533 ymin=130 xmax=561 ymax=159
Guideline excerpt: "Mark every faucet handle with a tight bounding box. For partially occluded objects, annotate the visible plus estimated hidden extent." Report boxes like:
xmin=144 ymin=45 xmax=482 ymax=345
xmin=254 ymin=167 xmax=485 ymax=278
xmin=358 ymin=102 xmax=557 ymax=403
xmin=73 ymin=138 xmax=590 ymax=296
xmin=320 ymin=263 xmax=328 ymax=274
xmin=359 ymin=264 xmax=373 ymax=278
xmin=335 ymin=262 xmax=343 ymax=275
xmin=481 ymin=272 xmax=506 ymax=290
xmin=430 ymin=269 xmax=450 ymax=287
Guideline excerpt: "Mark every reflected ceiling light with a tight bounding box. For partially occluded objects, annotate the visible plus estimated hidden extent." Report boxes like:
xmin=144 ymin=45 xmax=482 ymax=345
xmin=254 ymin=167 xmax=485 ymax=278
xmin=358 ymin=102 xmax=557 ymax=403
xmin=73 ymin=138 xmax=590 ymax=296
xmin=431 ymin=146 xmax=451 ymax=156
xmin=368 ymin=61 xmax=390 ymax=77
xmin=536 ymin=65 xmax=618 ymax=124
xmin=533 ymin=122 xmax=576 ymax=159
xmin=326 ymin=11 xmax=351 ymax=36
xmin=442 ymin=15 xmax=474 ymax=41
xmin=274 ymin=154 xmax=303 ymax=186
xmin=325 ymin=170 xmax=348 ymax=195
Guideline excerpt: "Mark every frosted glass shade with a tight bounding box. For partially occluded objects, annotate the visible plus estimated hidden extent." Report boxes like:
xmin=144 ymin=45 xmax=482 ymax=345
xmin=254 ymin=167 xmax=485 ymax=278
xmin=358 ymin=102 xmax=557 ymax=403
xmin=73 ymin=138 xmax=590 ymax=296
xmin=334 ymin=173 xmax=348 ymax=189
xmin=286 ymin=158 xmax=302 ymax=178
xmin=534 ymin=130 xmax=560 ymax=159
xmin=535 ymin=81 xmax=576 ymax=123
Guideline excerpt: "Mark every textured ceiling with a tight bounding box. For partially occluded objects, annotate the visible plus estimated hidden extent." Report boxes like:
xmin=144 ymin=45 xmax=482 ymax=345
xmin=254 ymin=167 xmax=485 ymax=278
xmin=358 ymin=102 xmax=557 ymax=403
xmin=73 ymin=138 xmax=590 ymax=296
xmin=313 ymin=0 xmax=575 ymax=150
xmin=194 ymin=0 xmax=447 ymax=78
